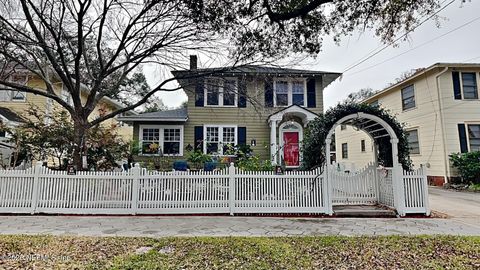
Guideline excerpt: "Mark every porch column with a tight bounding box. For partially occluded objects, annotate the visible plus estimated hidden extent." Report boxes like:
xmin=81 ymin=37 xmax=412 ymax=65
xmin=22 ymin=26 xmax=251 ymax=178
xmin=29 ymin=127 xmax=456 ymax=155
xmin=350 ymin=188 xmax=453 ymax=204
xmin=270 ymin=120 xmax=278 ymax=165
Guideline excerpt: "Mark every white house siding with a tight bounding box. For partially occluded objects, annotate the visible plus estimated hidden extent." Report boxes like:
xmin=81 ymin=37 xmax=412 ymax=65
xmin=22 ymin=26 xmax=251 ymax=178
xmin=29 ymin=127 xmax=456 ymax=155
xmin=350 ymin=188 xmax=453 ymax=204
xmin=334 ymin=125 xmax=375 ymax=172
xmin=438 ymin=67 xmax=480 ymax=178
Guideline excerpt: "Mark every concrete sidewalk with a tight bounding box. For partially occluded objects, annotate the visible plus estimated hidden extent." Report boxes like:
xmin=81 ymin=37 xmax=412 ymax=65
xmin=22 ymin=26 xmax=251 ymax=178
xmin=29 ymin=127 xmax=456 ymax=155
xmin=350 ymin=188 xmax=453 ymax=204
xmin=0 ymin=215 xmax=479 ymax=237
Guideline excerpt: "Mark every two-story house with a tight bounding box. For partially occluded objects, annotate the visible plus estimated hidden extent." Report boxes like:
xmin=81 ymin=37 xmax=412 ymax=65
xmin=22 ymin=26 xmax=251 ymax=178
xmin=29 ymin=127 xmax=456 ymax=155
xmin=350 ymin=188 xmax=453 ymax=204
xmin=335 ymin=63 xmax=480 ymax=185
xmin=0 ymin=69 xmax=132 ymax=166
xmin=120 ymin=56 xmax=341 ymax=167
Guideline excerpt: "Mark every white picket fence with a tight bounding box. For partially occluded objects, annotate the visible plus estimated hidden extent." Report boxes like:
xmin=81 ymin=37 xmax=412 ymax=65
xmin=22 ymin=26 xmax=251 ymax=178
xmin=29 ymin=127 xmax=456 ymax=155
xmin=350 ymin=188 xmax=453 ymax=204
xmin=0 ymin=162 xmax=429 ymax=216
xmin=0 ymin=163 xmax=327 ymax=215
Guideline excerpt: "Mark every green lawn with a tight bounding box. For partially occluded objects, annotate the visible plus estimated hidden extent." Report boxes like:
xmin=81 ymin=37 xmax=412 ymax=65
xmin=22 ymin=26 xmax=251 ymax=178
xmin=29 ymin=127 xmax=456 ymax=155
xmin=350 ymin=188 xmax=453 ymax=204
xmin=0 ymin=235 xmax=479 ymax=269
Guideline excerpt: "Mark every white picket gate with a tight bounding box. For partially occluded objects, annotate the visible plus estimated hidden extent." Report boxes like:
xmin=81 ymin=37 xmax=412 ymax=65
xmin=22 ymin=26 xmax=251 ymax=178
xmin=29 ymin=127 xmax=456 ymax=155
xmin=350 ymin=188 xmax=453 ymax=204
xmin=330 ymin=163 xmax=377 ymax=205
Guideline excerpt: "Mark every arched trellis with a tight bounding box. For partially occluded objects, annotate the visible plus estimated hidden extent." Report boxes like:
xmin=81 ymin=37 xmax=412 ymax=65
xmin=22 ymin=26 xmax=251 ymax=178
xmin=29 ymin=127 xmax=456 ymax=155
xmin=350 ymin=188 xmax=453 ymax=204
xmin=322 ymin=112 xmax=406 ymax=216
xmin=325 ymin=112 xmax=400 ymax=169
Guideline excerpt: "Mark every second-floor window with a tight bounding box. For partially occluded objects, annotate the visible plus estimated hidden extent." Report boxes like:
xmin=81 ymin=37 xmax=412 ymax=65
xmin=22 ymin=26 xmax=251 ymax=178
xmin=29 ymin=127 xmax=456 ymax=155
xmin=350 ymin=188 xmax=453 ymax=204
xmin=401 ymin=85 xmax=415 ymax=111
xmin=205 ymin=78 xmax=237 ymax=107
xmin=461 ymin=72 xmax=478 ymax=100
xmin=274 ymin=79 xmax=306 ymax=107
xmin=0 ymin=75 xmax=27 ymax=102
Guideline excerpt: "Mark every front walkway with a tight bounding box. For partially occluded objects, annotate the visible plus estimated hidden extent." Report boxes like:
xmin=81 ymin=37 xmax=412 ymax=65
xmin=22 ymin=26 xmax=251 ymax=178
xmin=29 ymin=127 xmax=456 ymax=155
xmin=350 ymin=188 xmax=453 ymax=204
xmin=0 ymin=215 xmax=479 ymax=237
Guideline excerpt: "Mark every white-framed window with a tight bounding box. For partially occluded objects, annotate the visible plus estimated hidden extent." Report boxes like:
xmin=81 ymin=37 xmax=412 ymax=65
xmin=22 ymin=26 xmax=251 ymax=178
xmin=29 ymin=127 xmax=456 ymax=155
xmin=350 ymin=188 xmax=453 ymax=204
xmin=406 ymin=129 xmax=420 ymax=155
xmin=460 ymin=72 xmax=479 ymax=100
xmin=139 ymin=125 xmax=183 ymax=156
xmin=273 ymin=78 xmax=307 ymax=107
xmin=0 ymin=75 xmax=27 ymax=102
xmin=401 ymin=84 xmax=415 ymax=111
xmin=467 ymin=124 xmax=480 ymax=152
xmin=205 ymin=78 xmax=237 ymax=107
xmin=204 ymin=125 xmax=237 ymax=155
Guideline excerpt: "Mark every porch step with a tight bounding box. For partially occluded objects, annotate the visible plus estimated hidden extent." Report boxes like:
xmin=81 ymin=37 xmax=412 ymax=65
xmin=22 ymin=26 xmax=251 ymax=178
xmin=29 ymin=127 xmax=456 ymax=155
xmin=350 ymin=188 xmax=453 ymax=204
xmin=333 ymin=205 xmax=397 ymax=218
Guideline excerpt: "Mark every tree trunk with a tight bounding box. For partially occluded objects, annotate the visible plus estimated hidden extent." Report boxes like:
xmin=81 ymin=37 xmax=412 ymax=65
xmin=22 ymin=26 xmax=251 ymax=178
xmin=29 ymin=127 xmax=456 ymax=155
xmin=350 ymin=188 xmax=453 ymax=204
xmin=73 ymin=120 xmax=88 ymax=170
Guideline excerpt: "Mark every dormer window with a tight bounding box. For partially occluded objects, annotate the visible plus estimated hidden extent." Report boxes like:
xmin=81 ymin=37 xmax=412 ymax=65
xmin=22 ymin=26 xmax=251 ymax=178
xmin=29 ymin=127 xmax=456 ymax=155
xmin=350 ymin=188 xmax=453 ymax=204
xmin=205 ymin=78 xmax=237 ymax=107
xmin=274 ymin=79 xmax=306 ymax=107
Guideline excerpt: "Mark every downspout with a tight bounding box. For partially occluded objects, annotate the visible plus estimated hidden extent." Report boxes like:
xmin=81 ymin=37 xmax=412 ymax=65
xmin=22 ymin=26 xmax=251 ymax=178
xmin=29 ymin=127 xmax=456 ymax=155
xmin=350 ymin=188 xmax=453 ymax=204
xmin=435 ymin=66 xmax=450 ymax=184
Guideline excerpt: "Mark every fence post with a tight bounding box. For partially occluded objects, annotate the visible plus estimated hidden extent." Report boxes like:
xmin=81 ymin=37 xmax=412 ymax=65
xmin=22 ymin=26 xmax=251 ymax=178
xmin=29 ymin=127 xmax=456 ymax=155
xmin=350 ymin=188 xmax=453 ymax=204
xmin=131 ymin=163 xmax=141 ymax=215
xmin=30 ymin=161 xmax=43 ymax=215
xmin=228 ymin=162 xmax=235 ymax=216
xmin=421 ymin=165 xmax=431 ymax=216
xmin=324 ymin=165 xmax=333 ymax=215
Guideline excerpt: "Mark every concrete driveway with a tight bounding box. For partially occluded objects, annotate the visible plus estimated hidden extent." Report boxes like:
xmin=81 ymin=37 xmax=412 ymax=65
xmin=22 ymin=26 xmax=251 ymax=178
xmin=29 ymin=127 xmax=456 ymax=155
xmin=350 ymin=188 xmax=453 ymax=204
xmin=429 ymin=187 xmax=480 ymax=228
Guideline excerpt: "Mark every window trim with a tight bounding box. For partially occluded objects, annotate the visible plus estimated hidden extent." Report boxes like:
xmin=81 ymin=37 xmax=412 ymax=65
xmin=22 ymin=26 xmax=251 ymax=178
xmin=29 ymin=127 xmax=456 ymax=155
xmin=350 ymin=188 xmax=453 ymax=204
xmin=5 ymin=75 xmax=28 ymax=102
xmin=139 ymin=125 xmax=184 ymax=156
xmin=465 ymin=122 xmax=480 ymax=152
xmin=204 ymin=77 xmax=238 ymax=107
xmin=401 ymin=84 xmax=416 ymax=111
xmin=203 ymin=124 xmax=238 ymax=156
xmin=459 ymin=71 xmax=479 ymax=100
xmin=405 ymin=128 xmax=421 ymax=155
xmin=273 ymin=78 xmax=307 ymax=107
xmin=341 ymin=143 xmax=348 ymax=159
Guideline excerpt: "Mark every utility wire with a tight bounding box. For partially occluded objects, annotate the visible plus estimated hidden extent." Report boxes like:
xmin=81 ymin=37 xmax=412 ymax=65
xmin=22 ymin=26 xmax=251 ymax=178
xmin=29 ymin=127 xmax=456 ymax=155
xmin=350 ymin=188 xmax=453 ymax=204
xmin=341 ymin=0 xmax=456 ymax=74
xmin=347 ymin=15 xmax=480 ymax=76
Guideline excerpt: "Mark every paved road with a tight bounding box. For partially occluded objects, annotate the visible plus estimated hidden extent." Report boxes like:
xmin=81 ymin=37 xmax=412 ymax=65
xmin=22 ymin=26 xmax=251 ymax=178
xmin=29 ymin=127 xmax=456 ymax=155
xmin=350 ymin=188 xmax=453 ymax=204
xmin=0 ymin=215 xmax=479 ymax=237
xmin=428 ymin=187 xmax=480 ymax=228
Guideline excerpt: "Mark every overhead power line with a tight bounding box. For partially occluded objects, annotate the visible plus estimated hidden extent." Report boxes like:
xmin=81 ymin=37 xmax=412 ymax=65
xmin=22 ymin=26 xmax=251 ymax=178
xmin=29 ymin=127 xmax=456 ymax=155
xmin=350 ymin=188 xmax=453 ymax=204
xmin=347 ymin=15 xmax=480 ymax=76
xmin=341 ymin=0 xmax=456 ymax=74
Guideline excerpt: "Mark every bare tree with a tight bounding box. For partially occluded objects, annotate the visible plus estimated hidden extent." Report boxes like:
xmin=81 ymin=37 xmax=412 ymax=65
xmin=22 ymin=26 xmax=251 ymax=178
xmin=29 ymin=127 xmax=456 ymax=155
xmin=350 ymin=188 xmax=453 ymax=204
xmin=0 ymin=0 xmax=455 ymax=169
xmin=0 ymin=0 xmax=238 ymax=168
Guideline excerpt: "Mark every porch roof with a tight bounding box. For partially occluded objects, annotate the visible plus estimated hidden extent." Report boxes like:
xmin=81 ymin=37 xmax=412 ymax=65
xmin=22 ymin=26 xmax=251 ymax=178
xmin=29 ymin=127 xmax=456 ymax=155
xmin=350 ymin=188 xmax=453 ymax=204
xmin=117 ymin=107 xmax=188 ymax=123
xmin=268 ymin=105 xmax=319 ymax=123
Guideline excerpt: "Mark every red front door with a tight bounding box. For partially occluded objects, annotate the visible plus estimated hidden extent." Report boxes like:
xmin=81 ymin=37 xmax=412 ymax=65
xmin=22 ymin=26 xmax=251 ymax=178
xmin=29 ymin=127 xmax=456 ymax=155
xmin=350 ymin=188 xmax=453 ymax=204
xmin=283 ymin=132 xmax=299 ymax=167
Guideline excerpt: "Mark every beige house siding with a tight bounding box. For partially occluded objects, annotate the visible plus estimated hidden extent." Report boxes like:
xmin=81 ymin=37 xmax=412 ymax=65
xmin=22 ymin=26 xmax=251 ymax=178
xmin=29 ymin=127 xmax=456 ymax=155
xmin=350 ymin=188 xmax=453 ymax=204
xmin=334 ymin=125 xmax=375 ymax=171
xmin=342 ymin=64 xmax=480 ymax=184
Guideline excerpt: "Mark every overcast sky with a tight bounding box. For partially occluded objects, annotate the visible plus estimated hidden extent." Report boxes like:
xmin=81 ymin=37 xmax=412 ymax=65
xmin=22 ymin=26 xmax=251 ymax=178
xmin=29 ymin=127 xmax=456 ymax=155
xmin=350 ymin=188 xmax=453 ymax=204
xmin=145 ymin=0 xmax=480 ymax=111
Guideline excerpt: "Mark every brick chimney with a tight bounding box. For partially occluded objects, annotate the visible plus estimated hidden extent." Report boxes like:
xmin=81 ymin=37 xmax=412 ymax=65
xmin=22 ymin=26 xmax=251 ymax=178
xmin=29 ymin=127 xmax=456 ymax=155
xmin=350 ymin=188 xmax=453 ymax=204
xmin=190 ymin=55 xmax=197 ymax=70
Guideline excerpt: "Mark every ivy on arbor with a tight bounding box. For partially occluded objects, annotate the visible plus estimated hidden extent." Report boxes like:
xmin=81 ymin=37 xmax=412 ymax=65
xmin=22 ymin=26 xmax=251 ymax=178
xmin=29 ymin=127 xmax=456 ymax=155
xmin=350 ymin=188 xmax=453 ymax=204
xmin=301 ymin=102 xmax=412 ymax=170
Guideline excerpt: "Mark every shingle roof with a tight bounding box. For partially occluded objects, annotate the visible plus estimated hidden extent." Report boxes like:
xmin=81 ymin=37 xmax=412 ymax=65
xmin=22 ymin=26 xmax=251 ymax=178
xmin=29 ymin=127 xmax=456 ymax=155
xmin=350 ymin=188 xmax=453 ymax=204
xmin=0 ymin=107 xmax=24 ymax=123
xmin=117 ymin=107 xmax=188 ymax=122
xmin=172 ymin=65 xmax=341 ymax=78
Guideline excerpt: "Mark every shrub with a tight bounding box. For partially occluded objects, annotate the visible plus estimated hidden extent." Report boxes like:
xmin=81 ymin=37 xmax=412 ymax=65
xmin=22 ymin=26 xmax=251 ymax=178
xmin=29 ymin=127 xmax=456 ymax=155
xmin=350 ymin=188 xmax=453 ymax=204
xmin=187 ymin=150 xmax=212 ymax=170
xmin=449 ymin=151 xmax=480 ymax=184
xmin=236 ymin=155 xmax=274 ymax=171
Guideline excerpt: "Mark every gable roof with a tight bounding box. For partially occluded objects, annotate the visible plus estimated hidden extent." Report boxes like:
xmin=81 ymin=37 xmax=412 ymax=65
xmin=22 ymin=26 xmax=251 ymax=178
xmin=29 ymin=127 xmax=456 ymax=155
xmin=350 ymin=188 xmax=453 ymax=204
xmin=0 ymin=107 xmax=24 ymax=123
xmin=172 ymin=65 xmax=341 ymax=88
xmin=363 ymin=62 xmax=480 ymax=103
xmin=117 ymin=107 xmax=188 ymax=123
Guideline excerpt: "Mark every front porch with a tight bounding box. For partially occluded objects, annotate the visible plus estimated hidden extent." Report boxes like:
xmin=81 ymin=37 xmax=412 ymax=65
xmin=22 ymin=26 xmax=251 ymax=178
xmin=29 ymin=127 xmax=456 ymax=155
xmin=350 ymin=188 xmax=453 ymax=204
xmin=268 ymin=105 xmax=318 ymax=167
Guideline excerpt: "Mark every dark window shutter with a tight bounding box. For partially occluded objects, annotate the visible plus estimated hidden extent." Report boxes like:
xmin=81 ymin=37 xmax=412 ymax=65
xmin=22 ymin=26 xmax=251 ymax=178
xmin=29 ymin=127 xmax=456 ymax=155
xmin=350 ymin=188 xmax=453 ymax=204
xmin=307 ymin=78 xmax=316 ymax=108
xmin=195 ymin=78 xmax=204 ymax=107
xmin=238 ymin=127 xmax=247 ymax=146
xmin=264 ymin=79 xmax=273 ymax=107
xmin=452 ymin=72 xmax=462 ymax=100
xmin=238 ymin=78 xmax=247 ymax=108
xmin=458 ymin=124 xmax=468 ymax=153
xmin=194 ymin=126 xmax=204 ymax=151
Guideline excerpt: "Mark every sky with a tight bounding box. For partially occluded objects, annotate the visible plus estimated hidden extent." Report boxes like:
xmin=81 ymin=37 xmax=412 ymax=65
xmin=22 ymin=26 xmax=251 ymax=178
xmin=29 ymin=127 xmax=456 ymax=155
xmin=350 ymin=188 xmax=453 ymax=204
xmin=145 ymin=0 xmax=480 ymax=111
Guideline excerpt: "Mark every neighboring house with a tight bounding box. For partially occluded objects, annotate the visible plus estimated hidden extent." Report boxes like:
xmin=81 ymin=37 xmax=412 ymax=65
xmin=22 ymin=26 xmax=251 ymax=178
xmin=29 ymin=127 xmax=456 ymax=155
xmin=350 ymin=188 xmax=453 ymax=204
xmin=336 ymin=63 xmax=480 ymax=185
xmin=0 ymin=70 xmax=133 ymax=166
xmin=0 ymin=70 xmax=133 ymax=140
xmin=120 ymin=56 xmax=341 ymax=168
xmin=0 ymin=107 xmax=25 ymax=166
